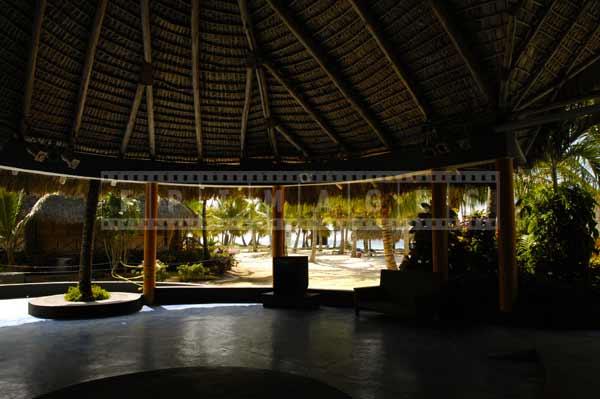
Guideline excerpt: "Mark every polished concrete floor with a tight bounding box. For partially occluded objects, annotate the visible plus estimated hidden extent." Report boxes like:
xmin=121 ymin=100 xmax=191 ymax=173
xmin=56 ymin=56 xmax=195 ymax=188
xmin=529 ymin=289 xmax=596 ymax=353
xmin=0 ymin=299 xmax=598 ymax=398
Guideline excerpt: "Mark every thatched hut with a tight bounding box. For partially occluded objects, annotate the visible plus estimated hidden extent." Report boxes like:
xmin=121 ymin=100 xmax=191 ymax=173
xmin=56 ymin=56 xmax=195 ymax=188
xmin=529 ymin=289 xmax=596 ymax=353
xmin=23 ymin=194 xmax=196 ymax=260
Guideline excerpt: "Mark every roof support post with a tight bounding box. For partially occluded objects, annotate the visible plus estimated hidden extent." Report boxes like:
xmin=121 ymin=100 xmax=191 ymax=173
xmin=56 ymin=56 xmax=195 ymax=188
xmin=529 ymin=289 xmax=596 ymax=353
xmin=20 ymin=0 xmax=47 ymax=140
xmin=72 ymin=0 xmax=108 ymax=144
xmin=496 ymin=157 xmax=517 ymax=312
xmin=141 ymin=0 xmax=156 ymax=158
xmin=265 ymin=0 xmax=392 ymax=149
xmin=143 ymin=182 xmax=158 ymax=305
xmin=271 ymin=185 xmax=285 ymax=258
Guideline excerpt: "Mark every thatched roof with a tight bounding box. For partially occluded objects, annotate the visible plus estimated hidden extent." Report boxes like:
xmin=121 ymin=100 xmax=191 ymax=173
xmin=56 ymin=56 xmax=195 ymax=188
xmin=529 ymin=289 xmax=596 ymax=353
xmin=23 ymin=194 xmax=196 ymax=224
xmin=1 ymin=0 xmax=599 ymax=173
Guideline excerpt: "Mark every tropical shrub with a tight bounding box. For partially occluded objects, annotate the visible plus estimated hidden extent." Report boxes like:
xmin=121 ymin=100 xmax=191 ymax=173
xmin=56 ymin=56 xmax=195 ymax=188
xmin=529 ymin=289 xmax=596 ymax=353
xmin=65 ymin=284 xmax=110 ymax=302
xmin=518 ymin=183 xmax=598 ymax=279
xmin=177 ymin=263 xmax=211 ymax=281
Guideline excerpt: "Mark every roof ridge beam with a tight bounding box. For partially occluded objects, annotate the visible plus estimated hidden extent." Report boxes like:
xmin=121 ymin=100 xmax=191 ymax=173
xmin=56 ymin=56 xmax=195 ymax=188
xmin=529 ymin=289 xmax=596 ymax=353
xmin=191 ymin=0 xmax=203 ymax=161
xmin=71 ymin=0 xmax=108 ymax=145
xmin=273 ymin=123 xmax=310 ymax=159
xmin=429 ymin=0 xmax=496 ymax=106
xmin=240 ymin=65 xmax=254 ymax=160
xmin=141 ymin=0 xmax=156 ymax=159
xmin=348 ymin=0 xmax=429 ymax=120
xmin=261 ymin=60 xmax=349 ymax=154
xmin=120 ymin=83 xmax=145 ymax=155
xmin=20 ymin=0 xmax=47 ymax=140
xmin=239 ymin=0 xmax=279 ymax=160
xmin=265 ymin=0 xmax=392 ymax=149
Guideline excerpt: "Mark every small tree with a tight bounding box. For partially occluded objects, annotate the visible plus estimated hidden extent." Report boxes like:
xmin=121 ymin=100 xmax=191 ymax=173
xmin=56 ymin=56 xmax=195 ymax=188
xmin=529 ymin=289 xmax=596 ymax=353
xmin=0 ymin=188 xmax=48 ymax=265
xmin=519 ymin=183 xmax=598 ymax=280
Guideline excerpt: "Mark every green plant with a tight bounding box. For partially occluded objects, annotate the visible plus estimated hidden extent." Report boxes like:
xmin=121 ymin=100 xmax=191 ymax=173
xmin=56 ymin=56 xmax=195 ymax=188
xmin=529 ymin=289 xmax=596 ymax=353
xmin=65 ymin=284 xmax=110 ymax=302
xmin=130 ymin=259 xmax=169 ymax=282
xmin=177 ymin=263 xmax=211 ymax=281
xmin=518 ymin=183 xmax=598 ymax=279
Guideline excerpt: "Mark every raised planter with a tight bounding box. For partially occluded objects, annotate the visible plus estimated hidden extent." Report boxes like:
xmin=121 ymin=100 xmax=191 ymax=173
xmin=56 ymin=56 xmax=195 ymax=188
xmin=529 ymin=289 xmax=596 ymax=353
xmin=28 ymin=292 xmax=143 ymax=319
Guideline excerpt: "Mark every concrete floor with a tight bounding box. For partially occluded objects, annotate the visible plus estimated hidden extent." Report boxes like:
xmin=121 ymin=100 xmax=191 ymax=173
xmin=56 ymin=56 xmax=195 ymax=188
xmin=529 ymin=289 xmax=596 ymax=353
xmin=0 ymin=299 xmax=597 ymax=398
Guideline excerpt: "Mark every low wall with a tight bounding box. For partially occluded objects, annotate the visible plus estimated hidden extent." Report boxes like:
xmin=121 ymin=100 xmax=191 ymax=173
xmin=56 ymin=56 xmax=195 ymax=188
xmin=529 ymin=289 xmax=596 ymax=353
xmin=0 ymin=282 xmax=355 ymax=307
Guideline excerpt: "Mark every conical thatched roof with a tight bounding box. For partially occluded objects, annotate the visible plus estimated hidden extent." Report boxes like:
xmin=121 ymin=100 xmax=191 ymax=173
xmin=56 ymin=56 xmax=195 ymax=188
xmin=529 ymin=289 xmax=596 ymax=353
xmin=23 ymin=194 xmax=196 ymax=225
xmin=1 ymin=0 xmax=599 ymax=171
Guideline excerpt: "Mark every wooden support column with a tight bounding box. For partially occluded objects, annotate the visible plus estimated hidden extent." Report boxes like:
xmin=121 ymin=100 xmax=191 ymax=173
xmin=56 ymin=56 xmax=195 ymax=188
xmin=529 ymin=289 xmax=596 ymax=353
xmin=431 ymin=175 xmax=448 ymax=281
xmin=143 ymin=182 xmax=159 ymax=304
xmin=271 ymin=185 xmax=285 ymax=258
xmin=496 ymin=157 xmax=517 ymax=312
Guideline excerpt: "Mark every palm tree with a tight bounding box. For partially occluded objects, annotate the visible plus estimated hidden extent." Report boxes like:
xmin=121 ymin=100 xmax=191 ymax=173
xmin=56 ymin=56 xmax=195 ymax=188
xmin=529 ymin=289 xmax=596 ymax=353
xmin=79 ymin=180 xmax=101 ymax=301
xmin=0 ymin=188 xmax=48 ymax=265
xmin=244 ymin=198 xmax=268 ymax=252
xmin=529 ymin=116 xmax=600 ymax=192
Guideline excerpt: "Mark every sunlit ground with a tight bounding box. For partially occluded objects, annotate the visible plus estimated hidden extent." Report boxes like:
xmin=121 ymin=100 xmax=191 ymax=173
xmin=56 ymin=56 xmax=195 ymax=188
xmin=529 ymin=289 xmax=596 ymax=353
xmin=205 ymin=249 xmax=404 ymax=290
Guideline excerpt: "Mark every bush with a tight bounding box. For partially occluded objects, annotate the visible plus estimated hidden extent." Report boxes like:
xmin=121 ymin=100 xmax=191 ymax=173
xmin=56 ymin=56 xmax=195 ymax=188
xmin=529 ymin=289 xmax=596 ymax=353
xmin=177 ymin=263 xmax=211 ymax=281
xmin=130 ymin=260 xmax=169 ymax=282
xmin=518 ymin=183 xmax=598 ymax=280
xmin=65 ymin=285 xmax=110 ymax=302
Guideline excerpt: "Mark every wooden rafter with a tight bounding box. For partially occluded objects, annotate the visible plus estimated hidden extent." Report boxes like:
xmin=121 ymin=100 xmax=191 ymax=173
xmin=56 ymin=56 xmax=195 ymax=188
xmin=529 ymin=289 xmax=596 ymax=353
xmin=274 ymin=124 xmax=309 ymax=159
xmin=515 ymin=23 xmax=600 ymax=112
xmin=514 ymin=4 xmax=591 ymax=110
xmin=262 ymin=60 xmax=349 ymax=154
xmin=240 ymin=66 xmax=254 ymax=159
xmin=495 ymin=103 xmax=600 ymax=132
xmin=265 ymin=0 xmax=392 ymax=149
xmin=348 ymin=0 xmax=428 ymax=120
xmin=141 ymin=0 xmax=155 ymax=158
xmin=120 ymin=83 xmax=145 ymax=155
xmin=20 ymin=0 xmax=47 ymax=140
xmin=72 ymin=0 xmax=108 ymax=145
xmin=509 ymin=0 xmax=558 ymax=73
xmin=500 ymin=4 xmax=518 ymax=108
xmin=191 ymin=0 xmax=203 ymax=161
xmin=239 ymin=0 xmax=278 ymax=159
xmin=429 ymin=0 xmax=496 ymax=105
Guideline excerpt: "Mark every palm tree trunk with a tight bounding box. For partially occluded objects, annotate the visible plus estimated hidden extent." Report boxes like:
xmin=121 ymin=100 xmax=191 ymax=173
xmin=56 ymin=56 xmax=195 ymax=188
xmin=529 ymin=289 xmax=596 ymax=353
xmin=318 ymin=231 xmax=322 ymax=252
xmin=351 ymin=229 xmax=358 ymax=257
xmin=333 ymin=228 xmax=337 ymax=249
xmin=241 ymin=234 xmax=247 ymax=246
xmin=310 ymin=226 xmax=317 ymax=262
xmin=202 ymin=200 xmax=209 ymax=260
xmin=381 ymin=196 xmax=398 ymax=270
xmin=78 ymin=179 xmax=101 ymax=301
xmin=339 ymin=226 xmax=345 ymax=255
xmin=403 ymin=229 xmax=411 ymax=256
xmin=293 ymin=227 xmax=300 ymax=253
xmin=551 ymin=160 xmax=559 ymax=191
xmin=5 ymin=243 xmax=15 ymax=266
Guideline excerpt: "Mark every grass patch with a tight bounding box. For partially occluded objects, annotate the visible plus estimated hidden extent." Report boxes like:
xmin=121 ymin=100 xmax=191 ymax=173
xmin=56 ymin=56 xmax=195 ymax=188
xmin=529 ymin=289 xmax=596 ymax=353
xmin=65 ymin=285 xmax=111 ymax=302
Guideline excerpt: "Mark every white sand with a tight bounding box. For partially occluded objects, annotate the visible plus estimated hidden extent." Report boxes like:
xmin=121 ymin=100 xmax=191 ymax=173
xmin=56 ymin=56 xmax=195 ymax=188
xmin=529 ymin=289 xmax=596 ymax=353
xmin=204 ymin=248 xmax=404 ymax=290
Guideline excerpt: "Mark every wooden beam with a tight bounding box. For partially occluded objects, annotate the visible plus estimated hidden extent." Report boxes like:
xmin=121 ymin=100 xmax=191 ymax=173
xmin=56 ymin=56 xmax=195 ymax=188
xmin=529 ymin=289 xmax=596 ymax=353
xmin=495 ymin=103 xmax=600 ymax=132
xmin=191 ymin=0 xmax=203 ymax=161
xmin=271 ymin=185 xmax=285 ymax=258
xmin=497 ymin=157 xmax=517 ymax=312
xmin=140 ymin=0 xmax=155 ymax=158
xmin=72 ymin=0 xmax=108 ymax=144
xmin=509 ymin=0 xmax=558 ymax=73
xmin=348 ymin=0 xmax=429 ymax=120
xmin=514 ymin=4 xmax=591 ymax=110
xmin=239 ymin=0 xmax=278 ymax=159
xmin=274 ymin=124 xmax=309 ymax=159
xmin=120 ymin=83 xmax=145 ymax=155
xmin=429 ymin=0 xmax=496 ymax=105
xmin=262 ymin=60 xmax=349 ymax=154
xmin=20 ymin=0 xmax=47 ymax=140
xmin=265 ymin=0 xmax=392 ymax=149
xmin=143 ymin=182 xmax=159 ymax=304
xmin=240 ymin=66 xmax=254 ymax=159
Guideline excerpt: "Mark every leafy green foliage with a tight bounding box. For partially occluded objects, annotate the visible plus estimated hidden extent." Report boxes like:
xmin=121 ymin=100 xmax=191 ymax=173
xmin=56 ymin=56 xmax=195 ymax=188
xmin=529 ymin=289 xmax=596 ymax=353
xmin=65 ymin=284 xmax=110 ymax=302
xmin=518 ymin=183 xmax=598 ymax=279
xmin=177 ymin=263 xmax=212 ymax=281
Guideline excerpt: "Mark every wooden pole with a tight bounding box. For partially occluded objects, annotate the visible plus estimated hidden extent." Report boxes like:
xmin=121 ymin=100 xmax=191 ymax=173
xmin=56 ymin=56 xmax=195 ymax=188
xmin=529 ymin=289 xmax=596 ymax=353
xmin=496 ymin=158 xmax=517 ymax=312
xmin=78 ymin=179 xmax=101 ymax=301
xmin=431 ymin=176 xmax=448 ymax=281
xmin=143 ymin=182 xmax=159 ymax=304
xmin=271 ymin=186 xmax=285 ymax=258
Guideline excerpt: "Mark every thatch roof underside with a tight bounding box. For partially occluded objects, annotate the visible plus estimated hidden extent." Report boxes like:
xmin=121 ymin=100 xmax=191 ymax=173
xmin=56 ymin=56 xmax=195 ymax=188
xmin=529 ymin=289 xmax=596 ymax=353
xmin=1 ymin=0 xmax=600 ymax=169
